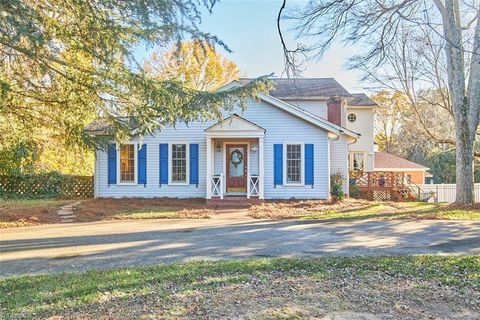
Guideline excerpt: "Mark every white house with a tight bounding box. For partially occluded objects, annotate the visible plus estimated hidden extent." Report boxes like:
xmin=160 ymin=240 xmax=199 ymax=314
xmin=86 ymin=78 xmax=378 ymax=201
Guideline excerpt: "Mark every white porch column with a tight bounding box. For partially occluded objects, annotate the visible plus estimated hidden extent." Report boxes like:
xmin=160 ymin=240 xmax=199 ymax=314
xmin=259 ymin=136 xmax=265 ymax=199
xmin=206 ymin=137 xmax=212 ymax=199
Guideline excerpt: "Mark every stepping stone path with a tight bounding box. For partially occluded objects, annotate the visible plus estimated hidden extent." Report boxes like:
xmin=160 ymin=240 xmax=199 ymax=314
xmin=57 ymin=201 xmax=81 ymax=223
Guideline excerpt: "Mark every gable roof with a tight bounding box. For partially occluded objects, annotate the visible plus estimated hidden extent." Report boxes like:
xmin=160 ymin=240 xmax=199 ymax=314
xmin=205 ymin=114 xmax=266 ymax=133
xmin=219 ymin=80 xmax=360 ymax=140
xmin=349 ymin=93 xmax=378 ymax=107
xmin=86 ymin=79 xmax=362 ymax=139
xmin=240 ymin=78 xmax=351 ymax=98
xmin=374 ymin=152 xmax=429 ymax=171
xmin=258 ymin=92 xmax=360 ymax=139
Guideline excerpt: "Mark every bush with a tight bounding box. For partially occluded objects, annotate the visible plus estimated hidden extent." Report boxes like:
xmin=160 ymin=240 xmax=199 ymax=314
xmin=349 ymin=184 xmax=360 ymax=199
xmin=330 ymin=171 xmax=345 ymax=202
xmin=0 ymin=172 xmax=93 ymax=199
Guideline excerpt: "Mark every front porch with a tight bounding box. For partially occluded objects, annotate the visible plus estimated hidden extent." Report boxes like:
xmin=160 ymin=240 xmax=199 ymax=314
xmin=205 ymin=115 xmax=265 ymax=201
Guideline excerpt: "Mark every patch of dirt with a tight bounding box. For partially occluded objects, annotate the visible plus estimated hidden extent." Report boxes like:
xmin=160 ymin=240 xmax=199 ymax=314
xmin=75 ymin=198 xmax=212 ymax=222
xmin=249 ymin=198 xmax=377 ymax=219
xmin=52 ymin=272 xmax=480 ymax=319
xmin=0 ymin=200 xmax=69 ymax=228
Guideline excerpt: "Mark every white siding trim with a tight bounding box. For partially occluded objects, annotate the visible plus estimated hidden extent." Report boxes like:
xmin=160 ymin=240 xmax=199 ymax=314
xmin=259 ymin=137 xmax=265 ymax=199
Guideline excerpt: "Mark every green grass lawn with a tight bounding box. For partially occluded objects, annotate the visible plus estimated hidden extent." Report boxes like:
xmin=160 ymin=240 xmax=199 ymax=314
xmin=1 ymin=256 xmax=479 ymax=319
xmin=251 ymin=200 xmax=480 ymax=221
xmin=303 ymin=202 xmax=480 ymax=220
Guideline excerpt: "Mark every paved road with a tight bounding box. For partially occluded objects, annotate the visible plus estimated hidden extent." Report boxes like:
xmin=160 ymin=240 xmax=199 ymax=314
xmin=1 ymin=217 xmax=479 ymax=277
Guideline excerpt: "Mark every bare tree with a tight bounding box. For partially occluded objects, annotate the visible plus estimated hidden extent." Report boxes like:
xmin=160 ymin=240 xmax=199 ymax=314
xmin=279 ymin=0 xmax=480 ymax=203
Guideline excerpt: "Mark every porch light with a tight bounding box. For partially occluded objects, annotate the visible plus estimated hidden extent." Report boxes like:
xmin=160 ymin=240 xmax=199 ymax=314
xmin=216 ymin=141 xmax=222 ymax=152
xmin=250 ymin=145 xmax=259 ymax=153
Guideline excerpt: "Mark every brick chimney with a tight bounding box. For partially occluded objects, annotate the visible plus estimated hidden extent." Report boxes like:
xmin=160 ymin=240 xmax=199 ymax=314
xmin=327 ymin=97 xmax=342 ymax=126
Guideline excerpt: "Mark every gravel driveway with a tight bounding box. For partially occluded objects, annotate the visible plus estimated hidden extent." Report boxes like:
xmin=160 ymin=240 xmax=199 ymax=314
xmin=1 ymin=217 xmax=479 ymax=277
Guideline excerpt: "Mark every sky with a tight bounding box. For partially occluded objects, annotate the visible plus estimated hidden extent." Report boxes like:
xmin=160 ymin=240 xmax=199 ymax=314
xmin=138 ymin=0 xmax=366 ymax=93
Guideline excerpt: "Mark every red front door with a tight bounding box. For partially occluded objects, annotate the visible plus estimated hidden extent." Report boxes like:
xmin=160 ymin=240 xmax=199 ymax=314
xmin=226 ymin=144 xmax=247 ymax=193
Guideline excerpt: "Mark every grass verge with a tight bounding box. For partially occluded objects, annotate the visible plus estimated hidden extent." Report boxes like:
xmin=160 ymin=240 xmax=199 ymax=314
xmin=1 ymin=256 xmax=479 ymax=319
xmin=250 ymin=199 xmax=480 ymax=221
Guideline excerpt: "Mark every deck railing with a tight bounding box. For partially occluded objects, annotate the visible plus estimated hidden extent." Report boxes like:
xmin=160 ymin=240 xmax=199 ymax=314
xmin=352 ymin=171 xmax=424 ymax=201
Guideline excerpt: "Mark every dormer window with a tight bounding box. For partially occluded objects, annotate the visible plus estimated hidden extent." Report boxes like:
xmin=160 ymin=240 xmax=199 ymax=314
xmin=347 ymin=113 xmax=357 ymax=123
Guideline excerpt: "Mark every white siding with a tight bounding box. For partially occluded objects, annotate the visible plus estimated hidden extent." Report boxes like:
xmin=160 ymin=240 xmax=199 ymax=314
xmin=330 ymin=136 xmax=349 ymax=194
xmin=346 ymin=107 xmax=375 ymax=172
xmin=282 ymin=99 xmax=328 ymax=119
xmin=238 ymin=101 xmax=329 ymax=199
xmin=95 ymin=99 xmax=331 ymax=199
xmin=96 ymin=122 xmax=211 ymax=198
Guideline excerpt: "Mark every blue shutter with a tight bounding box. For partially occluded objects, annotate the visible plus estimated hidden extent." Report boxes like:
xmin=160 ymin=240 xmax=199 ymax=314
xmin=189 ymin=144 xmax=199 ymax=186
xmin=107 ymin=144 xmax=117 ymax=185
xmin=274 ymin=144 xmax=283 ymax=187
xmin=305 ymin=144 xmax=314 ymax=186
xmin=138 ymin=144 xmax=147 ymax=186
xmin=159 ymin=143 xmax=168 ymax=185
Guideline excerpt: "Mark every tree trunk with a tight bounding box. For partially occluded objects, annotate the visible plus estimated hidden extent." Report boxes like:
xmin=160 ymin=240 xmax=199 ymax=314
xmin=440 ymin=0 xmax=478 ymax=203
xmin=455 ymin=121 xmax=475 ymax=203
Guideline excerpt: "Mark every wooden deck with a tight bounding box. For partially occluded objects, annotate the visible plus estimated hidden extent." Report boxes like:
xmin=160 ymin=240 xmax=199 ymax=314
xmin=351 ymin=171 xmax=423 ymax=202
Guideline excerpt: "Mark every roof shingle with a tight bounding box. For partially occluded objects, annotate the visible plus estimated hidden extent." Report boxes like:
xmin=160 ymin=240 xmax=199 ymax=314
xmin=349 ymin=93 xmax=378 ymax=106
xmin=374 ymin=152 xmax=429 ymax=170
xmin=240 ymin=78 xmax=351 ymax=98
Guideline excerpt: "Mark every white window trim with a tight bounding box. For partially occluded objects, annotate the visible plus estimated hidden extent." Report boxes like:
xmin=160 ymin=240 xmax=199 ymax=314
xmin=168 ymin=142 xmax=190 ymax=185
xmin=283 ymin=142 xmax=305 ymax=187
xmin=349 ymin=151 xmax=366 ymax=171
xmin=117 ymin=143 xmax=138 ymax=185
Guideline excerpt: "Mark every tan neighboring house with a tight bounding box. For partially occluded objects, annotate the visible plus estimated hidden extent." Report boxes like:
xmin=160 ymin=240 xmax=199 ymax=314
xmin=374 ymin=151 xmax=431 ymax=184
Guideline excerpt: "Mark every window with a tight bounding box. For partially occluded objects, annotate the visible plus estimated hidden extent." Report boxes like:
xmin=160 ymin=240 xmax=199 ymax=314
xmin=347 ymin=113 xmax=357 ymax=122
xmin=171 ymin=143 xmax=187 ymax=183
xmin=349 ymin=152 xmax=364 ymax=171
xmin=120 ymin=144 xmax=135 ymax=182
xmin=286 ymin=144 xmax=302 ymax=184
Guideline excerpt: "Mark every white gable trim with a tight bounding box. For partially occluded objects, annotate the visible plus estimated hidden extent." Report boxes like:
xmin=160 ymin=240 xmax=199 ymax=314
xmin=205 ymin=114 xmax=265 ymax=138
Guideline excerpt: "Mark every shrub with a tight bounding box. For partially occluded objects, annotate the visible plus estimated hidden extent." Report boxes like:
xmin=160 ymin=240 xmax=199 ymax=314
xmin=349 ymin=184 xmax=360 ymax=199
xmin=330 ymin=171 xmax=345 ymax=202
xmin=0 ymin=172 xmax=93 ymax=199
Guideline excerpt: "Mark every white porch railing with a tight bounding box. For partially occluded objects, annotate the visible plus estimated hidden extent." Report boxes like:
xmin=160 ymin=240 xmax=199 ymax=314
xmin=211 ymin=174 xmax=223 ymax=199
xmin=249 ymin=175 xmax=259 ymax=197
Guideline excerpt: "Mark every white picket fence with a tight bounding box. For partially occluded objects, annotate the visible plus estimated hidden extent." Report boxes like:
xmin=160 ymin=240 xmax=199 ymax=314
xmin=418 ymin=184 xmax=480 ymax=203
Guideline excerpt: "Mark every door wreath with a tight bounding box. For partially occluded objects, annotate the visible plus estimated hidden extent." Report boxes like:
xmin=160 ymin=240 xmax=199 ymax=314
xmin=229 ymin=149 xmax=243 ymax=168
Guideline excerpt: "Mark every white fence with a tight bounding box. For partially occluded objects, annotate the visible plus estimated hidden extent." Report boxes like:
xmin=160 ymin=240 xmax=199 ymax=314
xmin=418 ymin=184 xmax=480 ymax=203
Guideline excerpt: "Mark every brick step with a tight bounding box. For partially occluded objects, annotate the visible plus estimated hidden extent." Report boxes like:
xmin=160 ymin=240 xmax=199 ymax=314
xmin=206 ymin=197 xmax=263 ymax=207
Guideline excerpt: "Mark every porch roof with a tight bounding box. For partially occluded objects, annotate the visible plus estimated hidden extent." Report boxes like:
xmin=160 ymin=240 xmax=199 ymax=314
xmin=205 ymin=114 xmax=265 ymax=138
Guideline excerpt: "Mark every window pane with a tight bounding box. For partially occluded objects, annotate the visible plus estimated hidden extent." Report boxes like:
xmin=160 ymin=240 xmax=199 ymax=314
xmin=286 ymin=144 xmax=301 ymax=183
xmin=172 ymin=144 xmax=187 ymax=183
xmin=120 ymin=144 xmax=135 ymax=182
